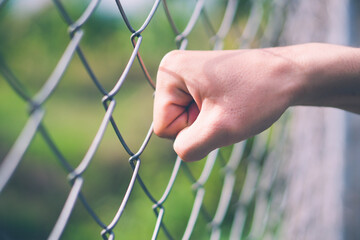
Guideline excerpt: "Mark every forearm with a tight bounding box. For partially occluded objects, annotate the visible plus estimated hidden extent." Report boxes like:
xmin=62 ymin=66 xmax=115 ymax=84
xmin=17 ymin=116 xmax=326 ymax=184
xmin=288 ymin=43 xmax=360 ymax=113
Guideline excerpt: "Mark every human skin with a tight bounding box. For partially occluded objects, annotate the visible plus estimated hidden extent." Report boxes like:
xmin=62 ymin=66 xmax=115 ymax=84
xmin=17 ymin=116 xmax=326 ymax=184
xmin=153 ymin=43 xmax=360 ymax=161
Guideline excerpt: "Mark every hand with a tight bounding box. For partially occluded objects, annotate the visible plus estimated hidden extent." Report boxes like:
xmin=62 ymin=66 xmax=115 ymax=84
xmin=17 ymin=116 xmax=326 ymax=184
xmin=153 ymin=48 xmax=297 ymax=161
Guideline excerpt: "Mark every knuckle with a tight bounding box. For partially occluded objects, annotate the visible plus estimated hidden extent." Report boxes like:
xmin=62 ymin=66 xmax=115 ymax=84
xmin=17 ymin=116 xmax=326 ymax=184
xmin=153 ymin=123 xmax=177 ymax=139
xmin=173 ymin=140 xmax=186 ymax=158
xmin=174 ymin=145 xmax=191 ymax=161
xmin=159 ymin=50 xmax=184 ymax=68
xmin=153 ymin=125 xmax=167 ymax=138
xmin=174 ymin=140 xmax=201 ymax=162
xmin=153 ymin=124 xmax=162 ymax=137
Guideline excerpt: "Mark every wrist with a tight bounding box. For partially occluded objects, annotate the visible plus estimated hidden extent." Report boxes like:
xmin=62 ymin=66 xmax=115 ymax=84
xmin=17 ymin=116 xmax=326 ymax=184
xmin=290 ymin=43 xmax=360 ymax=111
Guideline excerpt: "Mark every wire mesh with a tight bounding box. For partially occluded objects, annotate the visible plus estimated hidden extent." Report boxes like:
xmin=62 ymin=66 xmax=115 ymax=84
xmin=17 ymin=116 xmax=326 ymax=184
xmin=0 ymin=0 xmax=290 ymax=239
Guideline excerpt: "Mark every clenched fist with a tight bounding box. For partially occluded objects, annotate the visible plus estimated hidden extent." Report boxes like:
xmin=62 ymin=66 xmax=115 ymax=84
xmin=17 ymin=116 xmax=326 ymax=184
xmin=153 ymin=44 xmax=360 ymax=161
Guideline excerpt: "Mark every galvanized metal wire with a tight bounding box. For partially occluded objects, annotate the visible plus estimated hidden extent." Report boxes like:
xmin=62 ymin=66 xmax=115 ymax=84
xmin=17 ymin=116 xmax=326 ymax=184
xmin=0 ymin=0 xmax=290 ymax=239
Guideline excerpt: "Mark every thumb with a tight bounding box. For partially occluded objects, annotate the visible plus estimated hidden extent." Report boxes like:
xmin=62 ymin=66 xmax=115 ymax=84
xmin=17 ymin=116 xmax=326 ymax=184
xmin=173 ymin=106 xmax=223 ymax=161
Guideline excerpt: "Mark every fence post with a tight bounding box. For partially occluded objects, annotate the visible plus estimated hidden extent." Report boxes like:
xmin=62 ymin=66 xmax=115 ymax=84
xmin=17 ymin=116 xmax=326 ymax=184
xmin=344 ymin=0 xmax=360 ymax=239
xmin=279 ymin=0 xmax=349 ymax=239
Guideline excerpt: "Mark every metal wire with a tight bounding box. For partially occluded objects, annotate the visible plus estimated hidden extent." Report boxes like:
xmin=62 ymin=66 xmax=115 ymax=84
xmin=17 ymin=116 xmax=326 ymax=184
xmin=0 ymin=0 xmax=290 ymax=239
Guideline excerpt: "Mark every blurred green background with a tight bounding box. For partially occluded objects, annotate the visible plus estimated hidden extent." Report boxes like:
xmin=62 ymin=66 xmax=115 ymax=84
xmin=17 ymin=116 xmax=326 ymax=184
xmin=0 ymin=0 xmax=258 ymax=239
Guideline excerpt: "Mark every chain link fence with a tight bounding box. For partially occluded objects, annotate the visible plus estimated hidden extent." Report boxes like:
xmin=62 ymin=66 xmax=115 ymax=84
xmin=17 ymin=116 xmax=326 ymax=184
xmin=0 ymin=0 xmax=291 ymax=239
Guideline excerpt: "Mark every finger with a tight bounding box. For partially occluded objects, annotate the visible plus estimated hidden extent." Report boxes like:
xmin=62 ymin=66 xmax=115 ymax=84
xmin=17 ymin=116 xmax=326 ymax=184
xmin=187 ymin=100 xmax=200 ymax=126
xmin=173 ymin=105 xmax=225 ymax=161
xmin=153 ymin=67 xmax=195 ymax=138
